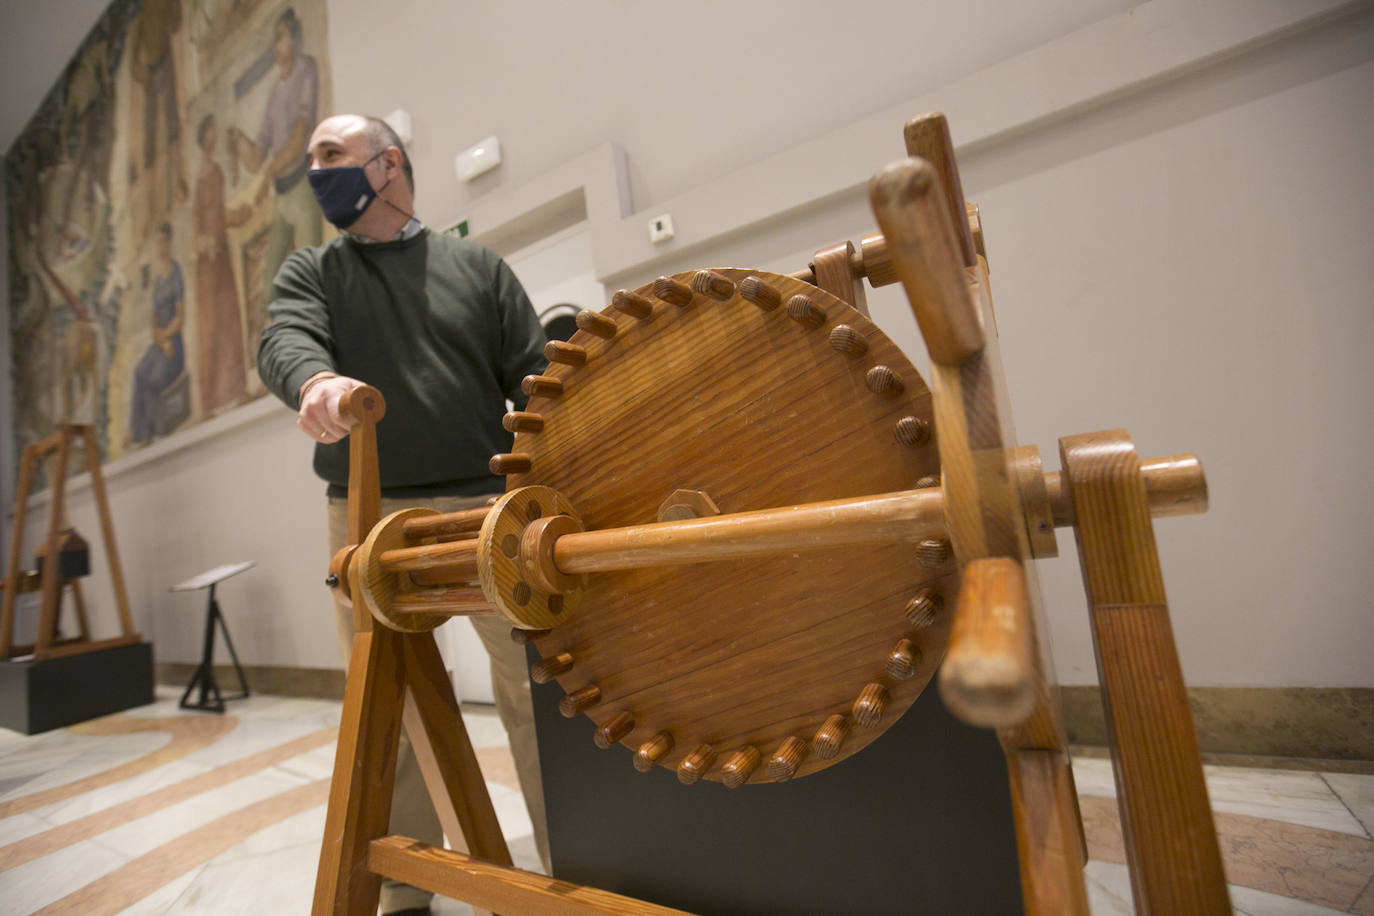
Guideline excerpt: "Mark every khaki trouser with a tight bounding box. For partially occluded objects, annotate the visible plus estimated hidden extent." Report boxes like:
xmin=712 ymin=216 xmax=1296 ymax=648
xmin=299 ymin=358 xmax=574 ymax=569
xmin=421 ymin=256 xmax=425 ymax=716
xmin=328 ymin=493 xmax=551 ymax=913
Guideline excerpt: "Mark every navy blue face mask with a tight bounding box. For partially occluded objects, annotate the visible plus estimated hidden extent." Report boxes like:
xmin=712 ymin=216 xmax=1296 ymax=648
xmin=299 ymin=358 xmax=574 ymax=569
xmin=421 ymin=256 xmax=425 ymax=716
xmin=308 ymin=150 xmax=386 ymax=229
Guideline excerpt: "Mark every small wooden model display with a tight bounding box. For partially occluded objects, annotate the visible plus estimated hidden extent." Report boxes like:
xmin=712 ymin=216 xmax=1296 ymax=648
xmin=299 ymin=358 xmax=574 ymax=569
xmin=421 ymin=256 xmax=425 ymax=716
xmin=314 ymin=115 xmax=1230 ymax=915
xmin=1 ymin=423 xmax=139 ymax=660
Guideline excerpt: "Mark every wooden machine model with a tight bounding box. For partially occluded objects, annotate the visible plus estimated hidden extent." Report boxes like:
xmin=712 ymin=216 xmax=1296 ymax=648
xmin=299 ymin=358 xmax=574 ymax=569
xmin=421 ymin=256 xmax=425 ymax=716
xmin=1 ymin=423 xmax=139 ymax=660
xmin=314 ymin=115 xmax=1230 ymax=914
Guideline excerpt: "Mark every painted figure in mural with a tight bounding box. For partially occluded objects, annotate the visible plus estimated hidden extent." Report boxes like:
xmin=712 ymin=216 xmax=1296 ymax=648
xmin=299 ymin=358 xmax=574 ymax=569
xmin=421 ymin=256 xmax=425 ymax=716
xmin=229 ymin=7 xmax=320 ymax=315
xmin=56 ymin=37 xmax=113 ymax=257
xmin=129 ymin=0 xmax=189 ymax=207
xmin=193 ymin=114 xmax=252 ymax=414
xmin=257 ymin=114 xmax=551 ymax=913
xmin=130 ymin=223 xmax=186 ymax=445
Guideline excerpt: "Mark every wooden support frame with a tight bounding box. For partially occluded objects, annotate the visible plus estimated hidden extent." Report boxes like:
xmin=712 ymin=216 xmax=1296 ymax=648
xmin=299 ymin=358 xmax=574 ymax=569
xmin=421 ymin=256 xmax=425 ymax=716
xmin=1061 ymin=431 xmax=1230 ymax=914
xmin=314 ymin=115 xmax=1230 ymax=914
xmin=1 ymin=424 xmax=137 ymax=661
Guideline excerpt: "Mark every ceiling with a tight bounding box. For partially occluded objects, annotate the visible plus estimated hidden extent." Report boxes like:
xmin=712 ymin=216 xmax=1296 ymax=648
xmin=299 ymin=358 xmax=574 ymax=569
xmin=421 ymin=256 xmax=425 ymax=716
xmin=1 ymin=0 xmax=112 ymax=155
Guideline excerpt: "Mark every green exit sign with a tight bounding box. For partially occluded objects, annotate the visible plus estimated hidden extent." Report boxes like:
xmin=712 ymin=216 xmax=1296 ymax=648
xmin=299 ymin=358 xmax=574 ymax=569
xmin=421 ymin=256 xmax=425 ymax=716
xmin=445 ymin=219 xmax=470 ymax=238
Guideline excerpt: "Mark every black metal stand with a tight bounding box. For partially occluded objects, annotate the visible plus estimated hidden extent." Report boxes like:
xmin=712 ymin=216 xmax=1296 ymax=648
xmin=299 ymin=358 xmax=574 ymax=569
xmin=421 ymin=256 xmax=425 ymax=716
xmin=179 ymin=582 xmax=249 ymax=712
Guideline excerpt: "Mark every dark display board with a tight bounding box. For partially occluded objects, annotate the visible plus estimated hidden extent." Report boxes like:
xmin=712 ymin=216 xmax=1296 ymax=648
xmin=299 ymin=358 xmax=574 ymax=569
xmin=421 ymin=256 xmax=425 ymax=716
xmin=531 ymin=648 xmax=1024 ymax=915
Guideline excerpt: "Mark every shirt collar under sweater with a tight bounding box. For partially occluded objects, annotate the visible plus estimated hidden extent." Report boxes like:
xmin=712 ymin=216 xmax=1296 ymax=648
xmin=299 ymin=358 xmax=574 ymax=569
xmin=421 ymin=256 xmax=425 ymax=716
xmin=348 ymin=215 xmax=424 ymax=244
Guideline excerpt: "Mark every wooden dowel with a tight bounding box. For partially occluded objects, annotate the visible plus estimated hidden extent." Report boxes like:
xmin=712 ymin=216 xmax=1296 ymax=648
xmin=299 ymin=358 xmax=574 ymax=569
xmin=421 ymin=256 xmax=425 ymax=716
xmin=740 ymin=275 xmax=783 ymax=310
xmin=594 ymin=711 xmax=635 ymax=749
xmin=939 ymin=558 xmax=1035 ymax=728
xmin=521 ymin=375 xmax=563 ymax=398
xmin=767 ymin=737 xmax=809 ymax=781
xmin=612 ymin=289 xmax=655 ymax=319
xmin=653 ymin=276 xmax=693 ymax=307
xmin=544 ymin=340 xmax=587 ymax=366
xmin=677 ymin=744 xmax=717 ymax=785
xmin=903 ymin=112 xmax=978 ymax=268
xmin=721 ymin=746 xmax=761 ymax=788
xmin=634 ymin=732 xmax=674 ymax=772
xmin=530 ymin=651 xmax=574 ymax=684
xmin=870 ymin=158 xmax=984 ymax=365
xmin=786 ymin=294 xmax=826 ymax=328
xmin=552 ymin=488 xmax=947 ymax=576
xmin=575 ymin=310 xmax=617 ymax=340
xmin=692 ymin=269 xmax=735 ymax=301
xmin=1044 ymin=454 xmax=1207 ymax=526
xmin=379 ymin=538 xmax=479 ymax=576
xmin=490 ymin=453 xmax=531 ymax=475
xmin=509 ymin=627 xmax=551 ymax=645
xmin=560 ymin=684 xmax=601 ymax=718
xmin=402 ymin=507 xmax=491 ymax=541
xmin=390 ymin=587 xmax=493 ymax=616
xmin=852 ymin=683 xmax=888 ymax=727
xmin=858 ymin=232 xmax=898 ymax=287
xmin=812 ymin=715 xmax=850 ymax=759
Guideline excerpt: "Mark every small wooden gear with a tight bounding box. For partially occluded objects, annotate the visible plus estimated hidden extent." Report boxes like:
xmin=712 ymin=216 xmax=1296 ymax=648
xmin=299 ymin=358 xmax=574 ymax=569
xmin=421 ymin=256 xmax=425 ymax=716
xmin=353 ymin=508 xmax=452 ymax=633
xmin=476 ymin=486 xmax=585 ymax=629
xmin=495 ymin=268 xmax=949 ymax=785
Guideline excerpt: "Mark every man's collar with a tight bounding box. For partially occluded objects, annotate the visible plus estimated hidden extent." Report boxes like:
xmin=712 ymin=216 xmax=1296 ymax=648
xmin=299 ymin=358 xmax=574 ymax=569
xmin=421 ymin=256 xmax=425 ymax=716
xmin=349 ymin=216 xmax=424 ymax=244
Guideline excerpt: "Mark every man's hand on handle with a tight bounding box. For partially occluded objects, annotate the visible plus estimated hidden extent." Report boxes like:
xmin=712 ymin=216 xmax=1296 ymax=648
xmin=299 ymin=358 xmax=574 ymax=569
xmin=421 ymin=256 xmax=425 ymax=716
xmin=297 ymin=372 xmax=365 ymax=443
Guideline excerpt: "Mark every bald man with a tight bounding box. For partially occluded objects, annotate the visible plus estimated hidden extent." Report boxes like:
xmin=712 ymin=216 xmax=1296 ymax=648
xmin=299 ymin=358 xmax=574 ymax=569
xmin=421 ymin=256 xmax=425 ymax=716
xmin=257 ymin=114 xmax=550 ymax=916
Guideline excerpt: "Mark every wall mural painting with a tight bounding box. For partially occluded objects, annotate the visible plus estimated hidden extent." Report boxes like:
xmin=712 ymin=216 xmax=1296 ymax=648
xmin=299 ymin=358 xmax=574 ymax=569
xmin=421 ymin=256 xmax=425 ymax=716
xmin=5 ymin=0 xmax=331 ymax=474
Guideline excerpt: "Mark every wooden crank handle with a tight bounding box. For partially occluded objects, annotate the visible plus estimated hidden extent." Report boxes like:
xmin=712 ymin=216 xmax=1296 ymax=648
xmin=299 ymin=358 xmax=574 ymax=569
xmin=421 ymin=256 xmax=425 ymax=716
xmin=903 ymin=113 xmax=978 ymax=268
xmin=939 ymin=557 xmax=1035 ymax=728
xmin=338 ymin=384 xmax=386 ymax=427
xmin=341 ymin=385 xmax=387 ymax=554
xmin=869 ymin=158 xmax=985 ymax=365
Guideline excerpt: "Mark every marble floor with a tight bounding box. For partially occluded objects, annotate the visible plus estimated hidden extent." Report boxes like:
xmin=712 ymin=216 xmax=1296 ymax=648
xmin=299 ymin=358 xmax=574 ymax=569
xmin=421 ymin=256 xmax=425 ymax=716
xmin=0 ymin=686 xmax=1369 ymax=915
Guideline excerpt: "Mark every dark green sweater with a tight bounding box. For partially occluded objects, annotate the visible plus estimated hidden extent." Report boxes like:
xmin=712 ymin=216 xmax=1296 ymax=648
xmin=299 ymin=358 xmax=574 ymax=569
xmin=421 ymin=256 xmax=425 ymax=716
xmin=257 ymin=228 xmax=547 ymax=495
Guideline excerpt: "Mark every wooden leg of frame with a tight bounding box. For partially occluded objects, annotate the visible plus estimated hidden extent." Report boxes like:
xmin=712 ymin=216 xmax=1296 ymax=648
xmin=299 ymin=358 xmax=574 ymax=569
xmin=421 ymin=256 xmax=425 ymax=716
xmin=1005 ymin=748 xmax=1089 ymax=916
xmin=82 ymin=424 xmax=135 ymax=636
xmin=312 ymin=625 xmax=407 ymax=916
xmin=401 ymin=631 xmax=513 ymax=867
xmin=1 ymin=445 xmax=38 ymax=658
xmin=1061 ymin=430 xmax=1230 ymax=915
xmin=70 ymin=580 xmax=92 ymax=640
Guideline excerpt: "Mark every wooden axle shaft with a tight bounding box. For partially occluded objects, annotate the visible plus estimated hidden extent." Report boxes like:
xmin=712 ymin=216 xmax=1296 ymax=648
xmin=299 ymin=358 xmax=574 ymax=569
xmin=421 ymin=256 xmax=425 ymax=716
xmin=544 ymin=453 xmax=1205 ymax=580
xmin=348 ymin=452 xmax=1206 ymax=626
xmin=552 ymin=488 xmax=947 ymax=576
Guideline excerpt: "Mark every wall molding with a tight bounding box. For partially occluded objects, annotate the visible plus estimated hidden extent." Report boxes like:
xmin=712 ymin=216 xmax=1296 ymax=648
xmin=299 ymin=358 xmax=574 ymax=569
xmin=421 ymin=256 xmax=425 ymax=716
xmin=154 ymin=664 xmax=1373 ymax=769
xmin=1062 ymin=685 xmax=1374 ymax=766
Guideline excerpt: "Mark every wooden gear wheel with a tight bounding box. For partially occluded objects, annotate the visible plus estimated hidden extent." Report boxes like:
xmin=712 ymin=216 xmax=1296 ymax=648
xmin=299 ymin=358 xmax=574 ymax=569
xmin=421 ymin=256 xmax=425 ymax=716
xmin=495 ymin=268 xmax=954 ymax=785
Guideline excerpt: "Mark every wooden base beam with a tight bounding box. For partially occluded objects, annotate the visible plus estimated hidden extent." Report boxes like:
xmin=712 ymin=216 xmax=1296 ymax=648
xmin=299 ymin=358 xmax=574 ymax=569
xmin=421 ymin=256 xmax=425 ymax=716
xmin=368 ymin=837 xmax=694 ymax=916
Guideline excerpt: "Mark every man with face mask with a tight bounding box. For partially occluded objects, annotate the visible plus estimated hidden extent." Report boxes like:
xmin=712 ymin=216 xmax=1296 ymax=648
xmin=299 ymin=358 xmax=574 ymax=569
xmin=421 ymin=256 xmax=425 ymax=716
xmin=257 ymin=113 xmax=549 ymax=916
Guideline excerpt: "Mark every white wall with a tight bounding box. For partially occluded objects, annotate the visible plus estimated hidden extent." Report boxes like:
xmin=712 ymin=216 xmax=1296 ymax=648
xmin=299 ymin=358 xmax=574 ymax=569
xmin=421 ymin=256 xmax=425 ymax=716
xmin=5 ymin=1 xmax=1372 ymax=688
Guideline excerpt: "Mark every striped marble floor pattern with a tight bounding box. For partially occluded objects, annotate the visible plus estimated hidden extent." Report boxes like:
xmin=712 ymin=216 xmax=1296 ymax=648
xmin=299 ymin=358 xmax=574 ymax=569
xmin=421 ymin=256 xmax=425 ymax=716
xmin=0 ymin=686 xmax=1369 ymax=915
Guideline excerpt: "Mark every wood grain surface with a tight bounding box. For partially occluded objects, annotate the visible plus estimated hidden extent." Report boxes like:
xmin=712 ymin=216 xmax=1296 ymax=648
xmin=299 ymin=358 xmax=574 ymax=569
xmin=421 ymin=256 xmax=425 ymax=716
xmin=1061 ymin=430 xmax=1230 ymax=915
xmin=507 ymin=269 xmax=950 ymax=784
xmin=368 ymin=837 xmax=694 ymax=915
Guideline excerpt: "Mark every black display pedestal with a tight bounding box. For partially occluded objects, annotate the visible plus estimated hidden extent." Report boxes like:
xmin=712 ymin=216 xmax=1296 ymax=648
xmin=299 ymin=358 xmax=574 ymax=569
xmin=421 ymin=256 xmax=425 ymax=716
xmin=530 ymin=646 xmax=1024 ymax=915
xmin=0 ymin=640 xmax=154 ymax=734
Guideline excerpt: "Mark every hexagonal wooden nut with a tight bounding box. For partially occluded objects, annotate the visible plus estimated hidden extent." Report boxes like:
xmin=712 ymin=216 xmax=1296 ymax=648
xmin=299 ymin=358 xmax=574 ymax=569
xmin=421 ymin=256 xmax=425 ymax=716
xmin=657 ymin=489 xmax=722 ymax=522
